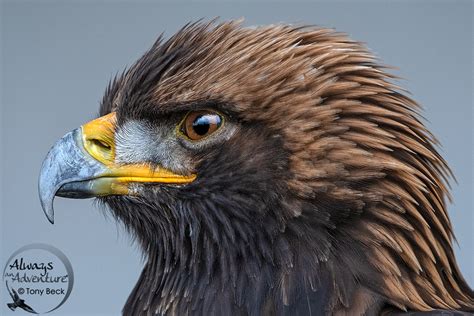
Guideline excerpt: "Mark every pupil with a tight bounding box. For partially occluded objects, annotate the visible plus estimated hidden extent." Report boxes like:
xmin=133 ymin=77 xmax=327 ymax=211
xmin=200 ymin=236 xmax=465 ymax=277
xmin=192 ymin=115 xmax=211 ymax=135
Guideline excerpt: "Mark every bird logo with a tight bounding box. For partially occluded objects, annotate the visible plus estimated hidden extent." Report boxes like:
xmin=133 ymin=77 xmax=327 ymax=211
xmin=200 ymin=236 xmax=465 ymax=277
xmin=5 ymin=281 xmax=37 ymax=314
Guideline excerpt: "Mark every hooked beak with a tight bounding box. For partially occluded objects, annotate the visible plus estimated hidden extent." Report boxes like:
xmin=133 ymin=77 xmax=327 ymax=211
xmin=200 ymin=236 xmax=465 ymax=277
xmin=38 ymin=112 xmax=196 ymax=224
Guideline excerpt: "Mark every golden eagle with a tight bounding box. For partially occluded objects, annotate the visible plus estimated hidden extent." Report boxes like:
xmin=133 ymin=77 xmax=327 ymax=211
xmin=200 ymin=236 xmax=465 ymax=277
xmin=38 ymin=21 xmax=473 ymax=315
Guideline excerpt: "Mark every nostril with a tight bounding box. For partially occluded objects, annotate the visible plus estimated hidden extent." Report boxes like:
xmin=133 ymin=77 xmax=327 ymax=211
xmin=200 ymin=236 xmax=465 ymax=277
xmin=90 ymin=138 xmax=111 ymax=150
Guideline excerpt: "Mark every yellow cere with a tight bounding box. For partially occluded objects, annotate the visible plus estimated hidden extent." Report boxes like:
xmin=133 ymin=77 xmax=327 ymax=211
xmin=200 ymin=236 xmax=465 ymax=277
xmin=81 ymin=112 xmax=117 ymax=166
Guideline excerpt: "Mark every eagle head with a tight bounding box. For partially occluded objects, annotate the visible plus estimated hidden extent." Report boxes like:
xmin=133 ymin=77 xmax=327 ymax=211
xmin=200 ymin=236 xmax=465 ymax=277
xmin=38 ymin=21 xmax=473 ymax=315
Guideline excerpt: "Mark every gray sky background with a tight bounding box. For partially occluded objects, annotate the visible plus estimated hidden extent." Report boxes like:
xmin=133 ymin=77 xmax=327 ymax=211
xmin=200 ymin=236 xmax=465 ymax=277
xmin=1 ymin=1 xmax=472 ymax=315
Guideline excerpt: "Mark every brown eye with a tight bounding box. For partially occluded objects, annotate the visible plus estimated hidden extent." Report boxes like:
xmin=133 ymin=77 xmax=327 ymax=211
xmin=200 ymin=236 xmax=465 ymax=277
xmin=181 ymin=110 xmax=223 ymax=141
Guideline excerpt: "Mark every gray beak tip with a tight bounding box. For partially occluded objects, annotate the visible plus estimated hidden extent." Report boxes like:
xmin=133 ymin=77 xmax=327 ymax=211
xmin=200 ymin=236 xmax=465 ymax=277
xmin=46 ymin=214 xmax=55 ymax=225
xmin=38 ymin=186 xmax=55 ymax=224
xmin=38 ymin=131 xmax=78 ymax=225
xmin=44 ymin=206 xmax=55 ymax=224
xmin=38 ymin=128 xmax=104 ymax=224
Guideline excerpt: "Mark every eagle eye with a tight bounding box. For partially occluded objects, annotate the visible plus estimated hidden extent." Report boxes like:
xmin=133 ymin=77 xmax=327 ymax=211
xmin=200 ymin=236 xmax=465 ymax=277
xmin=180 ymin=110 xmax=223 ymax=141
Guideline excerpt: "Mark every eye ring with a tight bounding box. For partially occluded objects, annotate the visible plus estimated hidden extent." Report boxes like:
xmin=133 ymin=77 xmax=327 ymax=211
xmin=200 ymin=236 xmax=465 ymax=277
xmin=179 ymin=110 xmax=224 ymax=141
